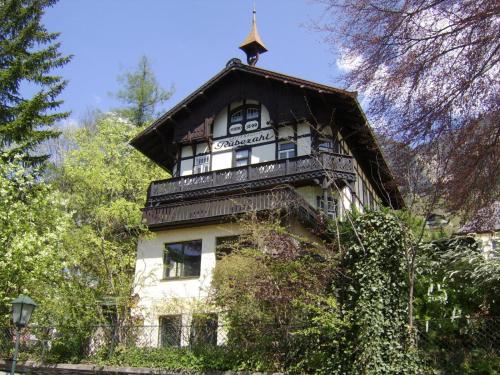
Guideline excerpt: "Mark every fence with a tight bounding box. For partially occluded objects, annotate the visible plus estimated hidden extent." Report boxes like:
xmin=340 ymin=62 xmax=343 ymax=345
xmin=1 ymin=316 xmax=499 ymax=370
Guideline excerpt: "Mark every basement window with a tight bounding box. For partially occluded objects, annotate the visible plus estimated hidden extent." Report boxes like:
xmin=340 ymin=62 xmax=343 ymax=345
xmin=163 ymin=240 xmax=202 ymax=279
xmin=190 ymin=313 xmax=218 ymax=347
xmin=160 ymin=315 xmax=182 ymax=347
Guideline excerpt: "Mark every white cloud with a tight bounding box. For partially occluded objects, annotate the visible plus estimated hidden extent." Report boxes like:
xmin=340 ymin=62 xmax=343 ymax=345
xmin=336 ymin=49 xmax=363 ymax=72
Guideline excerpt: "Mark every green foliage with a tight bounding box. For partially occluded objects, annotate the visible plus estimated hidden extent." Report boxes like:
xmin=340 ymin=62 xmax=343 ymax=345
xmin=0 ymin=154 xmax=71 ymax=326
xmin=415 ymin=235 xmax=499 ymax=320
xmin=415 ymin=236 xmax=500 ymax=374
xmin=211 ymin=216 xmax=338 ymax=371
xmin=288 ymin=295 xmax=347 ymax=374
xmin=54 ymin=114 xmax=168 ymax=327
xmin=336 ymin=210 xmax=422 ymax=374
xmin=0 ymin=0 xmax=71 ymax=165
xmin=94 ymin=345 xmax=262 ymax=372
xmin=115 ymin=56 xmax=173 ymax=127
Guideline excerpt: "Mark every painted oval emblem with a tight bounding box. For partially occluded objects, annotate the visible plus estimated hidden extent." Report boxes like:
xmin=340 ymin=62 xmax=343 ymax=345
xmin=229 ymin=123 xmax=243 ymax=134
xmin=245 ymin=120 xmax=259 ymax=131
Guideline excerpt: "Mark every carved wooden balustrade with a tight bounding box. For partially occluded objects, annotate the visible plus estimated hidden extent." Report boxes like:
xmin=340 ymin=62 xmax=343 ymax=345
xmin=143 ymin=187 xmax=321 ymax=229
xmin=147 ymin=153 xmax=354 ymax=205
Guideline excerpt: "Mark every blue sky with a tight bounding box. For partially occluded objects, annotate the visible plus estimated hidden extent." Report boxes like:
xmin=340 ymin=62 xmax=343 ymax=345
xmin=43 ymin=0 xmax=342 ymax=124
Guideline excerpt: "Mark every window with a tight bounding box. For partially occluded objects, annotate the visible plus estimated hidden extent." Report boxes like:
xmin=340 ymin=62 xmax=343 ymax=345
xmin=246 ymin=107 xmax=259 ymax=120
xmin=362 ymin=181 xmax=369 ymax=208
xmin=193 ymin=155 xmax=210 ymax=174
xmin=235 ymin=148 xmax=250 ymax=167
xmin=318 ymin=138 xmax=334 ymax=152
xmin=216 ymin=235 xmax=240 ymax=260
xmin=278 ymin=142 xmax=296 ymax=159
xmin=228 ymin=104 xmax=261 ymax=133
xmin=163 ymin=241 xmax=202 ymax=279
xmin=160 ymin=315 xmax=182 ymax=347
xmin=369 ymin=191 xmax=375 ymax=210
xmin=230 ymin=110 xmax=243 ymax=123
xmin=190 ymin=314 xmax=218 ymax=347
xmin=317 ymin=196 xmax=338 ymax=219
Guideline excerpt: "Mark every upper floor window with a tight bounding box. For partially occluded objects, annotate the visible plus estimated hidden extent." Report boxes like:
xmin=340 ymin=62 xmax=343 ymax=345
xmin=278 ymin=142 xmax=296 ymax=159
xmin=230 ymin=110 xmax=243 ymax=123
xmin=246 ymin=107 xmax=259 ymax=120
xmin=163 ymin=240 xmax=202 ymax=279
xmin=318 ymin=138 xmax=334 ymax=152
xmin=228 ymin=104 xmax=261 ymax=134
xmin=194 ymin=155 xmax=210 ymax=174
xmin=235 ymin=148 xmax=250 ymax=167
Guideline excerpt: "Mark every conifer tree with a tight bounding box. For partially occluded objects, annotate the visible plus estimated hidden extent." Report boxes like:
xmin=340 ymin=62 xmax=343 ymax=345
xmin=0 ymin=0 xmax=71 ymax=165
xmin=115 ymin=55 xmax=173 ymax=127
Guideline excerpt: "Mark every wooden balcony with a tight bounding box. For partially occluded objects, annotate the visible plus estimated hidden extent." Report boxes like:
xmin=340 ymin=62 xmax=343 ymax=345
xmin=143 ymin=187 xmax=322 ymax=229
xmin=147 ymin=153 xmax=354 ymax=205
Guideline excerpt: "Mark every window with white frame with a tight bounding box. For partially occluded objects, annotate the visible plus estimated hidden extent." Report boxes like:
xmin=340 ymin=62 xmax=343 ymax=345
xmin=230 ymin=110 xmax=243 ymax=123
xmin=316 ymin=196 xmax=338 ymax=219
xmin=318 ymin=138 xmax=334 ymax=152
xmin=193 ymin=154 xmax=210 ymax=174
xmin=278 ymin=142 xmax=295 ymax=159
xmin=246 ymin=107 xmax=259 ymax=120
xmin=235 ymin=148 xmax=250 ymax=167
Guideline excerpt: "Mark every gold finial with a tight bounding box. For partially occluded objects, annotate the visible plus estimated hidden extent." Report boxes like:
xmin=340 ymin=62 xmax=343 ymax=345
xmin=239 ymin=5 xmax=267 ymax=66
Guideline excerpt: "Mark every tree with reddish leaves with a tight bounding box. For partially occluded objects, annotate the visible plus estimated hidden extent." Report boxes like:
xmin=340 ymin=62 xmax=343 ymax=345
xmin=318 ymin=0 xmax=499 ymax=220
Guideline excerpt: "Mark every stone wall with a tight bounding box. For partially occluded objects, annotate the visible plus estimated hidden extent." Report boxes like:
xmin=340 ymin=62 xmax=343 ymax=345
xmin=0 ymin=360 xmax=278 ymax=375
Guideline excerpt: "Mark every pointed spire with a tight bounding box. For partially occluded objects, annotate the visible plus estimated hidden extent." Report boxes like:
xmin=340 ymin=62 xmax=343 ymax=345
xmin=239 ymin=5 xmax=267 ymax=66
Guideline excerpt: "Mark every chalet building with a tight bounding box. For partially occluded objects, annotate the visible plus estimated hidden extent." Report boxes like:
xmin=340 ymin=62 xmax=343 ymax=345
xmin=130 ymin=11 xmax=403 ymax=347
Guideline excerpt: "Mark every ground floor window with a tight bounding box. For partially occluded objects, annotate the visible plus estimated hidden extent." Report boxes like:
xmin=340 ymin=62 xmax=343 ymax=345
xmin=317 ymin=195 xmax=338 ymax=219
xmin=190 ymin=313 xmax=218 ymax=346
xmin=215 ymin=235 xmax=240 ymax=260
xmin=163 ymin=240 xmax=202 ymax=279
xmin=159 ymin=315 xmax=182 ymax=347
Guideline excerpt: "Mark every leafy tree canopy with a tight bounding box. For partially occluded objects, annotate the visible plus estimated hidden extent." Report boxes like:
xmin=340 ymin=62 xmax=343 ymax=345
xmin=54 ymin=113 xmax=168 ymax=326
xmin=319 ymin=0 xmax=499 ymax=218
xmin=0 ymin=154 xmax=70 ymax=326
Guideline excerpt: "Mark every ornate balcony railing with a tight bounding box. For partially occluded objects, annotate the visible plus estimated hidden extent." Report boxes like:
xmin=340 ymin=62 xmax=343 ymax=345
xmin=143 ymin=187 xmax=321 ymax=229
xmin=147 ymin=153 xmax=354 ymax=204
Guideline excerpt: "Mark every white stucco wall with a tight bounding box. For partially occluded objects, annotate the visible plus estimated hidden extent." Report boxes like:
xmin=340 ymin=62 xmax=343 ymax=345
xmin=180 ymin=159 xmax=193 ymax=176
xmin=211 ymin=151 xmax=232 ymax=171
xmin=133 ymin=223 xmax=242 ymax=326
xmin=251 ymin=143 xmax=275 ymax=164
xmin=297 ymin=136 xmax=311 ymax=156
xmin=296 ymin=186 xmax=322 ymax=208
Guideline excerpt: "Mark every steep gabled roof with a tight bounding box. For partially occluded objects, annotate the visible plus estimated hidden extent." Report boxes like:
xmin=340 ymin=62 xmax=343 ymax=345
xmin=130 ymin=59 xmax=404 ymax=209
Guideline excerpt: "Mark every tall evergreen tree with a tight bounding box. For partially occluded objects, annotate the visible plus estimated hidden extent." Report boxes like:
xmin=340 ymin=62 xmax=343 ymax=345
xmin=115 ymin=55 xmax=173 ymax=127
xmin=0 ymin=0 xmax=71 ymax=165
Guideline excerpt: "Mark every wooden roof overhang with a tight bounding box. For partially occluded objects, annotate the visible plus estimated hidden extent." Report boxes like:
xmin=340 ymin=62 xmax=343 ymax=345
xmin=130 ymin=61 xmax=405 ymax=209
